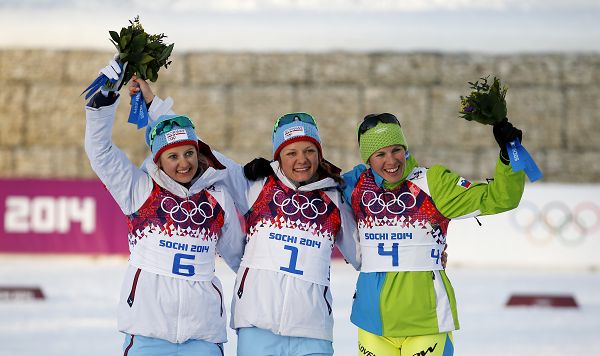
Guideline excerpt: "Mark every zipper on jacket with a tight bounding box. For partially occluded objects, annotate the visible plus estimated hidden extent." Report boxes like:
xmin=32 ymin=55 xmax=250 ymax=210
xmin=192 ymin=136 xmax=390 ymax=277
xmin=127 ymin=268 xmax=142 ymax=307
xmin=323 ymin=286 xmax=332 ymax=315
xmin=237 ymin=267 xmax=250 ymax=299
xmin=211 ymin=282 xmax=224 ymax=317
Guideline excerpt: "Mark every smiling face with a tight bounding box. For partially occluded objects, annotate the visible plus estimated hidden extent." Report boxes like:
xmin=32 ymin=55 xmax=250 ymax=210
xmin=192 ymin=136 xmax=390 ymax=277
xmin=368 ymin=144 xmax=406 ymax=184
xmin=157 ymin=144 xmax=199 ymax=184
xmin=278 ymin=141 xmax=320 ymax=183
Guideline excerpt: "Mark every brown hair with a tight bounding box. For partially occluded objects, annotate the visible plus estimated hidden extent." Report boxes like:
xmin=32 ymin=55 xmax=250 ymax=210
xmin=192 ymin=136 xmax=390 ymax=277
xmin=318 ymin=159 xmax=343 ymax=185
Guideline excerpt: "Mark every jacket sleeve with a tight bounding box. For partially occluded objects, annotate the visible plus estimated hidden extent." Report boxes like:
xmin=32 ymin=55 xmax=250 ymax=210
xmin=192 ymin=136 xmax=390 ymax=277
xmin=211 ymin=150 xmax=254 ymax=214
xmin=215 ymin=189 xmax=246 ymax=273
xmin=336 ymin=202 xmax=362 ymax=270
xmin=328 ymin=189 xmax=361 ymax=270
xmin=341 ymin=164 xmax=367 ymax=205
xmin=428 ymin=158 xmax=526 ymax=219
xmin=84 ymin=96 xmax=153 ymax=215
xmin=147 ymin=95 xmax=175 ymax=121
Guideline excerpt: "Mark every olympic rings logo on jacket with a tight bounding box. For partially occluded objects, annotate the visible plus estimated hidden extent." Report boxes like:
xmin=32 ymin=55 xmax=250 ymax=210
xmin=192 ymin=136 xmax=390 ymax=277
xmin=272 ymin=190 xmax=328 ymax=220
xmin=160 ymin=196 xmax=214 ymax=225
xmin=360 ymin=190 xmax=417 ymax=215
xmin=510 ymin=200 xmax=600 ymax=246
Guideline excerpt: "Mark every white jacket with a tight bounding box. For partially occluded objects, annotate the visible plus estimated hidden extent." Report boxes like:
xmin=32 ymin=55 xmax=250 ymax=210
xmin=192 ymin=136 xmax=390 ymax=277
xmin=84 ymin=97 xmax=245 ymax=344
xmin=223 ymin=157 xmax=361 ymax=341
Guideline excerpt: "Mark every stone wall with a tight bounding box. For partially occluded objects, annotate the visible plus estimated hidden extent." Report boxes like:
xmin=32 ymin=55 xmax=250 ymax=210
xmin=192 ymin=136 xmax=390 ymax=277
xmin=1 ymin=49 xmax=599 ymax=182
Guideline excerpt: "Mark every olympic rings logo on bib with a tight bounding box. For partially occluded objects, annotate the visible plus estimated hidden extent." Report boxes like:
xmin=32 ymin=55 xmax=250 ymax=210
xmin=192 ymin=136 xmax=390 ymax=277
xmin=361 ymin=190 xmax=417 ymax=215
xmin=160 ymin=196 xmax=214 ymax=225
xmin=273 ymin=190 xmax=327 ymax=219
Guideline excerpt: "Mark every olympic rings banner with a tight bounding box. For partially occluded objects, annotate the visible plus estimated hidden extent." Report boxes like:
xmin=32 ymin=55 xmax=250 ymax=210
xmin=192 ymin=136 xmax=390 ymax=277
xmin=446 ymin=183 xmax=600 ymax=270
xmin=0 ymin=178 xmax=129 ymax=254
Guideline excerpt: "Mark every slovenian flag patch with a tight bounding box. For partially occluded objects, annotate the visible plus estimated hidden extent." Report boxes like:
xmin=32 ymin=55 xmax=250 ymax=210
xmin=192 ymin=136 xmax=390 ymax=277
xmin=457 ymin=177 xmax=471 ymax=189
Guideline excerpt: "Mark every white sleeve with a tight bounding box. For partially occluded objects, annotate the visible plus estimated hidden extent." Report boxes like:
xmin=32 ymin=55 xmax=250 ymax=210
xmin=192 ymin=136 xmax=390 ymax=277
xmin=148 ymin=95 xmax=174 ymax=122
xmin=212 ymin=150 xmax=253 ymax=214
xmin=215 ymin=190 xmax=247 ymax=273
xmin=327 ymin=190 xmax=361 ymax=270
xmin=84 ymin=98 xmax=153 ymax=215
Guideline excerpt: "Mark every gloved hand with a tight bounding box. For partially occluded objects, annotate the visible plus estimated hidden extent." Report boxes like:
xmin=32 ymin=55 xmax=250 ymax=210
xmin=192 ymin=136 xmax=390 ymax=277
xmin=493 ymin=119 xmax=523 ymax=165
xmin=100 ymin=54 xmax=127 ymax=93
xmin=441 ymin=244 xmax=448 ymax=269
xmin=243 ymin=157 xmax=274 ymax=181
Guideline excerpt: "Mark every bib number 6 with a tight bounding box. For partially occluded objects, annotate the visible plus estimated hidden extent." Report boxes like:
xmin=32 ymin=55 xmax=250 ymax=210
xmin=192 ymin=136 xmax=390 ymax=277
xmin=173 ymin=253 xmax=195 ymax=277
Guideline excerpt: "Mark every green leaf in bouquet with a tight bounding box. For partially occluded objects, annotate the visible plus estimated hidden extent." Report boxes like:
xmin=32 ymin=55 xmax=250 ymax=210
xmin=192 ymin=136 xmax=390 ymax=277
xmin=146 ymin=67 xmax=157 ymax=82
xmin=130 ymin=33 xmax=147 ymax=53
xmin=138 ymin=63 xmax=148 ymax=78
xmin=127 ymin=52 xmax=143 ymax=64
xmin=139 ymin=54 xmax=154 ymax=64
xmin=109 ymin=31 xmax=120 ymax=44
xmin=120 ymin=33 xmax=132 ymax=50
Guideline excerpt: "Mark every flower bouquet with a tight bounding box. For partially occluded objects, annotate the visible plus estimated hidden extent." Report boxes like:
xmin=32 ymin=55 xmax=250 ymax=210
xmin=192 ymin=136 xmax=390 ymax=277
xmin=459 ymin=76 xmax=507 ymax=125
xmin=459 ymin=76 xmax=542 ymax=182
xmin=109 ymin=16 xmax=174 ymax=85
xmin=83 ymin=16 xmax=174 ymax=128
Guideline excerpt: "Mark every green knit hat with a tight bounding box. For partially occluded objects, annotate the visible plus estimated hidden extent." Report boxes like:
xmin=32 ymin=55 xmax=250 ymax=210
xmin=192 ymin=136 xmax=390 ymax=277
xmin=358 ymin=121 xmax=408 ymax=163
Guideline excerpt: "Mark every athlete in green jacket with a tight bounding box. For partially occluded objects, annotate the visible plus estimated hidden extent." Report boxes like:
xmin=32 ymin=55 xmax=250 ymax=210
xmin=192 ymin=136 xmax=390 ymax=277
xmin=342 ymin=113 xmax=525 ymax=356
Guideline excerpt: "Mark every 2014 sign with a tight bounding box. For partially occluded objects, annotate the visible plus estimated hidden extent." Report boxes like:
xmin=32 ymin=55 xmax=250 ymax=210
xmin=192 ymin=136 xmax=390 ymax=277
xmin=4 ymin=196 xmax=96 ymax=234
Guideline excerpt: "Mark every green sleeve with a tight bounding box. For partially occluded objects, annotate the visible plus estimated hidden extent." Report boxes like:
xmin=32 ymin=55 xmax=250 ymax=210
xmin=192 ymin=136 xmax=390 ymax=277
xmin=427 ymin=158 xmax=526 ymax=219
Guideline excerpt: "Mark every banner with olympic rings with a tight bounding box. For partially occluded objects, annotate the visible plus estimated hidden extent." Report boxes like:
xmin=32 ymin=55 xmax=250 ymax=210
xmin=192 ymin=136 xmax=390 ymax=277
xmin=446 ymin=183 xmax=600 ymax=270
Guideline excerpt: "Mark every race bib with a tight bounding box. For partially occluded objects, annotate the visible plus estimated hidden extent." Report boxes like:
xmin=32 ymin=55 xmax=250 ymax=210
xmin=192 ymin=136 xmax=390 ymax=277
xmin=359 ymin=225 xmax=443 ymax=272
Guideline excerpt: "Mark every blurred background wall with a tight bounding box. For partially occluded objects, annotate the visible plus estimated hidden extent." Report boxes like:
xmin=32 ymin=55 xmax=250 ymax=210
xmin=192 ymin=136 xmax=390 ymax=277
xmin=0 ymin=49 xmax=599 ymax=182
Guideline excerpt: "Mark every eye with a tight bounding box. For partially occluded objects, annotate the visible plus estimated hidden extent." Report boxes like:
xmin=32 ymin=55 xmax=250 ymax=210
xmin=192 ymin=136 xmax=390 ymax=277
xmin=184 ymin=150 xmax=195 ymax=157
xmin=168 ymin=153 xmax=178 ymax=160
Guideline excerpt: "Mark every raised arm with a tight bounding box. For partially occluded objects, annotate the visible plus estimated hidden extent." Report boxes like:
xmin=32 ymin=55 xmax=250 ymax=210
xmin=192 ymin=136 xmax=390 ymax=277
xmin=84 ymin=60 xmax=153 ymax=215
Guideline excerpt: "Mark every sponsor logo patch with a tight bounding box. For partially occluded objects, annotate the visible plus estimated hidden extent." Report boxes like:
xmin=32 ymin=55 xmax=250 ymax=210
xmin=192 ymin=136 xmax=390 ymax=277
xmin=165 ymin=129 xmax=189 ymax=143
xmin=283 ymin=126 xmax=306 ymax=139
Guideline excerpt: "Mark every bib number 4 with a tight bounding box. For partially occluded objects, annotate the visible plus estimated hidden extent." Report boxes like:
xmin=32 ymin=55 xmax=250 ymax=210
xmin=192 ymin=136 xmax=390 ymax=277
xmin=377 ymin=243 xmax=442 ymax=267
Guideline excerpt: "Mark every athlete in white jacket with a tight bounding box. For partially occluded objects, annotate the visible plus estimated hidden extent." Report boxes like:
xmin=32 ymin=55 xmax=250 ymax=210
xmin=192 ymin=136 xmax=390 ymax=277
xmin=84 ymin=60 xmax=245 ymax=356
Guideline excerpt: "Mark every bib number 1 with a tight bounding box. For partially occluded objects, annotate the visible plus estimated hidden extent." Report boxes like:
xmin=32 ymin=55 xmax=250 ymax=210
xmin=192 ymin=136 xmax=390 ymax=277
xmin=280 ymin=245 xmax=304 ymax=275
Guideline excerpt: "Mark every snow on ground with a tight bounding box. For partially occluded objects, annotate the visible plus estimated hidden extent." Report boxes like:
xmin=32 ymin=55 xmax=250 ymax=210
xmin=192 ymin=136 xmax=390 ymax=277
xmin=1 ymin=255 xmax=599 ymax=355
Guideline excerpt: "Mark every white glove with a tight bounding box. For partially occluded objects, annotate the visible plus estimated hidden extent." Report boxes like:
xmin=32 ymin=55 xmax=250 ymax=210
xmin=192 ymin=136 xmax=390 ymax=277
xmin=100 ymin=54 xmax=127 ymax=93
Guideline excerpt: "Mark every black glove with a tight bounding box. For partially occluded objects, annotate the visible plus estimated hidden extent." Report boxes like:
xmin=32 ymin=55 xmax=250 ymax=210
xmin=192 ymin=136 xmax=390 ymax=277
xmin=243 ymin=157 xmax=274 ymax=181
xmin=493 ymin=119 xmax=523 ymax=165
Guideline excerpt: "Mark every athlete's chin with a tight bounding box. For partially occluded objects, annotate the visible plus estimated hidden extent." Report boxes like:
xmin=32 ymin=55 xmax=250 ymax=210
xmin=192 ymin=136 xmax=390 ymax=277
xmin=174 ymin=175 xmax=193 ymax=184
xmin=383 ymin=172 xmax=403 ymax=184
xmin=291 ymin=172 xmax=314 ymax=182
